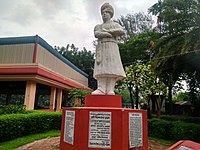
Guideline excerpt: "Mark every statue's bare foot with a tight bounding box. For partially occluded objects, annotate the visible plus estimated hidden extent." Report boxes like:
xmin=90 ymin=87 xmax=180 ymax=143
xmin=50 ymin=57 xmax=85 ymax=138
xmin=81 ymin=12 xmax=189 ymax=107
xmin=107 ymin=91 xmax=115 ymax=95
xmin=92 ymin=89 xmax=105 ymax=95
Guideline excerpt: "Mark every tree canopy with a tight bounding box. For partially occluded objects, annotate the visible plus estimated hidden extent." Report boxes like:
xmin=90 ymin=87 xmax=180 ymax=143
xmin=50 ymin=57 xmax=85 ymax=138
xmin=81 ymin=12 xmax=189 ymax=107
xmin=54 ymin=44 xmax=96 ymax=89
xmin=119 ymin=31 xmax=159 ymax=66
xmin=148 ymin=0 xmax=200 ymax=115
xmin=116 ymin=12 xmax=154 ymax=42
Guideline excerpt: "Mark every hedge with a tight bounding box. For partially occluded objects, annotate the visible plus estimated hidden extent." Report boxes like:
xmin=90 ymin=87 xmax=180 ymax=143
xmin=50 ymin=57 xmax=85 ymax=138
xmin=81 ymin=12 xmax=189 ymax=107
xmin=159 ymin=115 xmax=200 ymax=124
xmin=148 ymin=118 xmax=200 ymax=142
xmin=0 ymin=111 xmax=62 ymax=142
xmin=0 ymin=105 xmax=26 ymax=115
xmin=2 ymin=111 xmax=200 ymax=143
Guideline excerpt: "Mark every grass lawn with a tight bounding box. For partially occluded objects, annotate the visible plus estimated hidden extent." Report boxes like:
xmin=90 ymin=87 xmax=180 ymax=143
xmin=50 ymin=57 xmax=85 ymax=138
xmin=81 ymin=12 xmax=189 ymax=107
xmin=0 ymin=130 xmax=60 ymax=150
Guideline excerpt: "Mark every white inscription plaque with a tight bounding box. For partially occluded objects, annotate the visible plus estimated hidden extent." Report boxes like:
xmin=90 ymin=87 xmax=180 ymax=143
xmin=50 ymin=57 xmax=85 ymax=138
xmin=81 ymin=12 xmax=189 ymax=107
xmin=129 ymin=112 xmax=143 ymax=148
xmin=64 ymin=110 xmax=75 ymax=145
xmin=178 ymin=146 xmax=193 ymax=150
xmin=88 ymin=111 xmax=111 ymax=148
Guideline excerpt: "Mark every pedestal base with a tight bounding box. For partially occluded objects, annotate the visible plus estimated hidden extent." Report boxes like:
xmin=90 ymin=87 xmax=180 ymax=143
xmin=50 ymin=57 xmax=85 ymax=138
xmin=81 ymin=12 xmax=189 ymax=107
xmin=167 ymin=140 xmax=200 ymax=150
xmin=85 ymin=95 xmax=122 ymax=107
xmin=60 ymin=95 xmax=148 ymax=150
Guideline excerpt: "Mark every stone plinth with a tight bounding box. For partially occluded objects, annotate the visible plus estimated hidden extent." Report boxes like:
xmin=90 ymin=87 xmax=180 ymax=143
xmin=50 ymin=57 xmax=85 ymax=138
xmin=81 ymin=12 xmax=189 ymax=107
xmin=60 ymin=95 xmax=148 ymax=150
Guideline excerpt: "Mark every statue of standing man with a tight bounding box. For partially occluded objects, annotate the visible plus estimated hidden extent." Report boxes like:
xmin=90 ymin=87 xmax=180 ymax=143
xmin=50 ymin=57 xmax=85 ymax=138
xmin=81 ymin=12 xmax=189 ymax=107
xmin=92 ymin=3 xmax=126 ymax=95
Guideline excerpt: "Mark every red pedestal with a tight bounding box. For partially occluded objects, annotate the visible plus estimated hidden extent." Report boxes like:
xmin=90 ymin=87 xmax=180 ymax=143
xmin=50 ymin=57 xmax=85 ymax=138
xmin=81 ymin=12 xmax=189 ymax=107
xmin=167 ymin=140 xmax=200 ymax=150
xmin=60 ymin=95 xmax=148 ymax=150
xmin=85 ymin=95 xmax=122 ymax=108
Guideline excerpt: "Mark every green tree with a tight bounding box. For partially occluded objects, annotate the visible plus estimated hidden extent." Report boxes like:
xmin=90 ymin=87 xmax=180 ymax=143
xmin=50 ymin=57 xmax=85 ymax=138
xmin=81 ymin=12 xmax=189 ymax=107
xmin=149 ymin=0 xmax=200 ymax=114
xmin=172 ymin=91 xmax=190 ymax=102
xmin=117 ymin=31 xmax=160 ymax=110
xmin=54 ymin=44 xmax=96 ymax=89
xmin=67 ymin=88 xmax=91 ymax=107
xmin=119 ymin=31 xmax=160 ymax=66
xmin=116 ymin=13 xmax=159 ymax=110
xmin=140 ymin=63 xmax=167 ymax=116
xmin=116 ymin=12 xmax=154 ymax=42
xmin=118 ymin=63 xmax=167 ymax=115
xmin=115 ymin=89 xmax=131 ymax=107
xmin=185 ymin=71 xmax=200 ymax=116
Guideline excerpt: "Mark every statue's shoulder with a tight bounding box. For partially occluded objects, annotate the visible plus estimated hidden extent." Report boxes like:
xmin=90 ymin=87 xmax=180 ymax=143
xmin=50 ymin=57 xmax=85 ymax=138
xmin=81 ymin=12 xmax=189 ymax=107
xmin=94 ymin=24 xmax=102 ymax=30
xmin=112 ymin=21 xmax=122 ymax=27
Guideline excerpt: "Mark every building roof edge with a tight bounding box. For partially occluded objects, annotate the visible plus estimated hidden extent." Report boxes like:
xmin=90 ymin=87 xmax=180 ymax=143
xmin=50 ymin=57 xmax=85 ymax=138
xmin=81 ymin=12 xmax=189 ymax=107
xmin=0 ymin=35 xmax=89 ymax=78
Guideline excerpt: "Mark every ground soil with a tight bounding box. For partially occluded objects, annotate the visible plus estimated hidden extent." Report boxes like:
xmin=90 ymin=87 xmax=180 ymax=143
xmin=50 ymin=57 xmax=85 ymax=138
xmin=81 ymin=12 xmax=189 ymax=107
xmin=15 ymin=137 xmax=171 ymax=150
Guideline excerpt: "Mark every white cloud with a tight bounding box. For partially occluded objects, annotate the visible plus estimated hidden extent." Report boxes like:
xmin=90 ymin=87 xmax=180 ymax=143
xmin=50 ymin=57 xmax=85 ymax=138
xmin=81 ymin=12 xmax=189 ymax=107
xmin=0 ymin=0 xmax=158 ymax=51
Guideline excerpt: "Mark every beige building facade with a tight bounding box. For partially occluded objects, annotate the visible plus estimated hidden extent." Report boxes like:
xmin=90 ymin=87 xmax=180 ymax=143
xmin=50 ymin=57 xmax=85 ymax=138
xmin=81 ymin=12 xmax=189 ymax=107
xmin=0 ymin=35 xmax=89 ymax=111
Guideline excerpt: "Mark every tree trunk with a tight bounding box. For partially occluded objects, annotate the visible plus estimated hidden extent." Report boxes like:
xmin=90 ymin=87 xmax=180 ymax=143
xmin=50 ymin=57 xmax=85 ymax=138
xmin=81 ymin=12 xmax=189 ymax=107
xmin=155 ymin=95 xmax=164 ymax=117
xmin=135 ymin=86 xmax=139 ymax=109
xmin=151 ymin=95 xmax=156 ymax=114
xmin=189 ymin=76 xmax=197 ymax=116
xmin=147 ymin=95 xmax=152 ymax=119
xmin=166 ymin=73 xmax=173 ymax=115
xmin=6 ymin=93 xmax=11 ymax=105
xmin=128 ymin=84 xmax=134 ymax=109
xmin=168 ymin=84 xmax=173 ymax=114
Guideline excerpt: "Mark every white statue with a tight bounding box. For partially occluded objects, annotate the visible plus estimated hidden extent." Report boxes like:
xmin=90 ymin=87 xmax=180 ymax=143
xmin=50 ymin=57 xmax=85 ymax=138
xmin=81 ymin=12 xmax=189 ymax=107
xmin=92 ymin=3 xmax=126 ymax=95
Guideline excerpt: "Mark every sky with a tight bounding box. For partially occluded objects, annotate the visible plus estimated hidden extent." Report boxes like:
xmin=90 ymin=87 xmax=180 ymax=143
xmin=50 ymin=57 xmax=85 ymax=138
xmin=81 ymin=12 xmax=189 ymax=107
xmin=0 ymin=0 xmax=158 ymax=51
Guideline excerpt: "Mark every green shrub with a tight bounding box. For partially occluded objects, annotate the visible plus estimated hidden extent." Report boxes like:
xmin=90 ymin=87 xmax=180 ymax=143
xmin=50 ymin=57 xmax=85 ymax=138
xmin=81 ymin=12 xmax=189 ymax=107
xmin=0 ymin=111 xmax=62 ymax=142
xmin=148 ymin=119 xmax=200 ymax=142
xmin=160 ymin=115 xmax=200 ymax=124
xmin=148 ymin=119 xmax=173 ymax=139
xmin=0 ymin=105 xmax=26 ymax=115
xmin=170 ymin=121 xmax=200 ymax=142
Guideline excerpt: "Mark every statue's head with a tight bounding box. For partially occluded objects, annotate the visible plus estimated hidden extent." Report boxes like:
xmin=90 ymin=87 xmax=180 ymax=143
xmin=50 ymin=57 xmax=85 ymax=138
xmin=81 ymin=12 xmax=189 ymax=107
xmin=101 ymin=3 xmax=114 ymax=18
